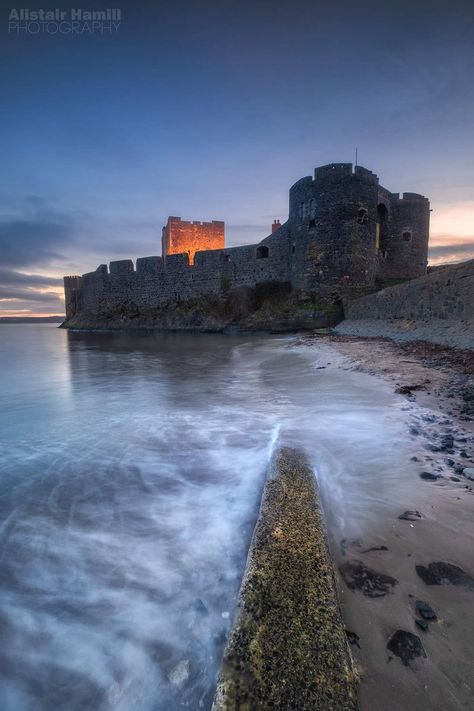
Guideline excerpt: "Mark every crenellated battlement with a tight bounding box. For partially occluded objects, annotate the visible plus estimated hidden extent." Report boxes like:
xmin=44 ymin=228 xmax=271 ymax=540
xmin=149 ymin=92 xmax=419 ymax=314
xmin=162 ymin=215 xmax=225 ymax=265
xmin=63 ymin=163 xmax=430 ymax=327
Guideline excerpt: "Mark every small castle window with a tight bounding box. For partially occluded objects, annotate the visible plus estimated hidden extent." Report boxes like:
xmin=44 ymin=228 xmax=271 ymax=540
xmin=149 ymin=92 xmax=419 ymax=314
xmin=402 ymin=231 xmax=412 ymax=242
xmin=222 ymin=254 xmax=231 ymax=262
xmin=256 ymin=245 xmax=269 ymax=259
xmin=357 ymin=208 xmax=368 ymax=224
xmin=292 ymin=243 xmax=296 ymax=254
xmin=308 ymin=219 xmax=316 ymax=228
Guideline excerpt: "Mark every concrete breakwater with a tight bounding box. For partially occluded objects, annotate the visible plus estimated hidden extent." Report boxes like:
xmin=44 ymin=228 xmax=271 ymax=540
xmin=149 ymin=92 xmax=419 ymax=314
xmin=213 ymin=447 xmax=357 ymax=710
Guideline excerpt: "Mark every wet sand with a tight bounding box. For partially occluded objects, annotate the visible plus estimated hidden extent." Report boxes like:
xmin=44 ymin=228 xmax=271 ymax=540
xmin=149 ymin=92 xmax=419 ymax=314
xmin=299 ymin=334 xmax=474 ymax=711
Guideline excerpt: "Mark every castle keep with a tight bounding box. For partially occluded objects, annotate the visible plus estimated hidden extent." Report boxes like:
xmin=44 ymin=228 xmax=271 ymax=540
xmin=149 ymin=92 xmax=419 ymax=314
xmin=63 ymin=163 xmax=430 ymax=327
xmin=162 ymin=216 xmax=225 ymax=265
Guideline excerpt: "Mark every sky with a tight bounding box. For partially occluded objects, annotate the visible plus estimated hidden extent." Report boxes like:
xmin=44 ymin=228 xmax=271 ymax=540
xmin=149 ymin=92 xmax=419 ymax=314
xmin=1 ymin=0 xmax=473 ymax=316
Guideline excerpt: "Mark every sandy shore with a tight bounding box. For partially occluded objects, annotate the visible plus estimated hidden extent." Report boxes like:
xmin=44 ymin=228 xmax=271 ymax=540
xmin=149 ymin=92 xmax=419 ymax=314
xmin=298 ymin=334 xmax=474 ymax=711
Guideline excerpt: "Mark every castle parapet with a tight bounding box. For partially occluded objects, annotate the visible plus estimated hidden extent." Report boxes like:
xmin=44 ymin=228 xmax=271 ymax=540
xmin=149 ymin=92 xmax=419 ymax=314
xmin=164 ymin=253 xmax=190 ymax=270
xmin=314 ymin=163 xmax=353 ymax=181
xmin=401 ymin=192 xmax=429 ymax=202
xmin=110 ymin=259 xmax=134 ymax=274
xmin=136 ymin=256 xmax=163 ymax=274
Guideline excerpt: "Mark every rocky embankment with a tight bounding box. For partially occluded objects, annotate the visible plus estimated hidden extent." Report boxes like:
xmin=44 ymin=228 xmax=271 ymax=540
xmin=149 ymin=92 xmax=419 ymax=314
xmin=213 ymin=447 xmax=357 ymax=710
xmin=62 ymin=284 xmax=343 ymax=333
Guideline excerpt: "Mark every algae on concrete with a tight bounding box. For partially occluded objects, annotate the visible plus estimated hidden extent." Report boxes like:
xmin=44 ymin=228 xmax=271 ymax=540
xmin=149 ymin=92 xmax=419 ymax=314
xmin=213 ymin=447 xmax=358 ymax=710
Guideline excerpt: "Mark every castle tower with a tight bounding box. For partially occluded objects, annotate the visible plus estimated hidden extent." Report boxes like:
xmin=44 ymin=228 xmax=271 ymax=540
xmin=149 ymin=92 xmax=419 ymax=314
xmin=287 ymin=164 xmax=381 ymax=291
xmin=376 ymin=192 xmax=430 ymax=280
xmin=285 ymin=163 xmax=429 ymax=291
xmin=162 ymin=216 xmax=225 ymax=265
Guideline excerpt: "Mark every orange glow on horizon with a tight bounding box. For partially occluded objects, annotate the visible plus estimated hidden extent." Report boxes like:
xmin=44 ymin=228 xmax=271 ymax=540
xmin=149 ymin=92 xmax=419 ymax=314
xmin=0 ymin=310 xmax=65 ymax=318
xmin=428 ymin=200 xmax=474 ymax=265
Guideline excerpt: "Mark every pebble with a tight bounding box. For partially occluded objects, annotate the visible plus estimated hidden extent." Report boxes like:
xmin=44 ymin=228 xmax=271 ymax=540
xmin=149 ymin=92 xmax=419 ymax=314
xmin=398 ymin=510 xmax=422 ymax=521
xmin=415 ymin=600 xmax=437 ymax=620
xmin=420 ymin=472 xmax=441 ymax=481
xmin=415 ymin=619 xmax=428 ymax=631
xmin=386 ymin=630 xmax=426 ymax=666
xmin=462 ymin=467 xmax=474 ymax=480
xmin=416 ymin=561 xmax=474 ymax=590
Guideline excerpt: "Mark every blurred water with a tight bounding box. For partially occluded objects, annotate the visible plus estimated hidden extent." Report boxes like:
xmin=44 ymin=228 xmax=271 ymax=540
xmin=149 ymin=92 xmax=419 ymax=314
xmin=0 ymin=325 xmax=415 ymax=710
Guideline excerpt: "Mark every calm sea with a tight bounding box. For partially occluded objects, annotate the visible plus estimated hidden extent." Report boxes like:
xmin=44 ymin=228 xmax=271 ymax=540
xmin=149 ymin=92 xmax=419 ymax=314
xmin=0 ymin=325 xmax=413 ymax=710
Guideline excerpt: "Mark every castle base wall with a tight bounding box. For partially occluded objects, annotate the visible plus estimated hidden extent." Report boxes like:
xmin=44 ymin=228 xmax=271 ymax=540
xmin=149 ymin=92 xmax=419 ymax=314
xmin=344 ymin=259 xmax=474 ymax=322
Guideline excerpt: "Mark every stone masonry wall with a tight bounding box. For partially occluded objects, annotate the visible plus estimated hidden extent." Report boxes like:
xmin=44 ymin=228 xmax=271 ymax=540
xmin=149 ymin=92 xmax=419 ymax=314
xmin=285 ymin=164 xmax=429 ymax=292
xmin=377 ymin=193 xmax=430 ymax=280
xmin=162 ymin=216 xmax=225 ymax=265
xmin=63 ymin=164 xmax=431 ymax=325
xmin=344 ymin=259 xmax=474 ymax=321
xmin=65 ymin=240 xmax=291 ymax=321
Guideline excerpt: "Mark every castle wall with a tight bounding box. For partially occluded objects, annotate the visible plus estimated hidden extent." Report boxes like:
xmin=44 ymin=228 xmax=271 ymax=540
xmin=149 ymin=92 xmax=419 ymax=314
xmin=64 ymin=239 xmax=291 ymax=321
xmin=63 ymin=163 xmax=431 ymax=326
xmin=63 ymin=276 xmax=83 ymax=320
xmin=344 ymin=258 xmax=474 ymax=321
xmin=162 ymin=216 xmax=225 ymax=265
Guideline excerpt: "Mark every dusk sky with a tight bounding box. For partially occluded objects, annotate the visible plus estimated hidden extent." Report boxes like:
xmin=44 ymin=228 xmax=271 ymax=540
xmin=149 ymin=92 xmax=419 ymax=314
xmin=1 ymin=0 xmax=473 ymax=316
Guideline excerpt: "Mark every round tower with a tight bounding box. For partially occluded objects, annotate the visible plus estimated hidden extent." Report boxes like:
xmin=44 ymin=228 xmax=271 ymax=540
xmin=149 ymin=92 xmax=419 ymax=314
xmin=288 ymin=164 xmax=381 ymax=291
xmin=377 ymin=192 xmax=430 ymax=280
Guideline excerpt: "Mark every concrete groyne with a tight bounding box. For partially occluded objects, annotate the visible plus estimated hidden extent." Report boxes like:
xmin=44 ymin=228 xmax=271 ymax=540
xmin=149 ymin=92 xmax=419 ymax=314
xmin=213 ymin=447 xmax=357 ymax=710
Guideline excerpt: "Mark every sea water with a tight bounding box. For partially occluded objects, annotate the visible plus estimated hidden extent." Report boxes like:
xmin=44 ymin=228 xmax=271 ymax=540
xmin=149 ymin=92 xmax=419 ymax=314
xmin=0 ymin=325 xmax=414 ymax=710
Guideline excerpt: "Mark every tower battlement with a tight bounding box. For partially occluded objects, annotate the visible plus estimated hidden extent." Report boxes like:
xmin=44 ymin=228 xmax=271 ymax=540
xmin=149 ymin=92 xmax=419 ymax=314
xmin=162 ymin=216 xmax=225 ymax=265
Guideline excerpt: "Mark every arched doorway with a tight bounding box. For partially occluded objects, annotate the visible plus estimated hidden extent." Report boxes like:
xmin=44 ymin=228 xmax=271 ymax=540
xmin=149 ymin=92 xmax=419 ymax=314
xmin=256 ymin=245 xmax=269 ymax=259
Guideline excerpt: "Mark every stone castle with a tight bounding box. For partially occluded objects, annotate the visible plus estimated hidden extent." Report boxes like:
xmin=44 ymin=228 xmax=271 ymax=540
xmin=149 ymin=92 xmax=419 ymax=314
xmin=63 ymin=163 xmax=430 ymax=327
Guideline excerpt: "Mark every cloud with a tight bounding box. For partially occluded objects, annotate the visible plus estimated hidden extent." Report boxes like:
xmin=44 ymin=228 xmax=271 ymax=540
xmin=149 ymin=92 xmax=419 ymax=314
xmin=428 ymin=239 xmax=474 ymax=264
xmin=430 ymin=202 xmax=474 ymax=239
xmin=0 ymin=269 xmax=63 ymax=287
xmin=0 ymin=199 xmax=75 ymax=268
xmin=0 ymin=219 xmax=70 ymax=267
xmin=228 ymin=223 xmax=268 ymax=232
xmin=0 ymin=287 xmax=62 ymax=303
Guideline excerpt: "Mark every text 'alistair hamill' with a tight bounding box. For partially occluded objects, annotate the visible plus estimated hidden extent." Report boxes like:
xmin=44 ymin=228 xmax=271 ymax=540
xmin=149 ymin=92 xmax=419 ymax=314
xmin=8 ymin=8 xmax=122 ymax=35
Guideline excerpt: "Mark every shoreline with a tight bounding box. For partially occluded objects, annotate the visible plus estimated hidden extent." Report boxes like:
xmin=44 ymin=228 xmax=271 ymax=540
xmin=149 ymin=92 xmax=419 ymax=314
xmin=297 ymin=334 xmax=474 ymax=710
xmin=335 ymin=318 xmax=474 ymax=351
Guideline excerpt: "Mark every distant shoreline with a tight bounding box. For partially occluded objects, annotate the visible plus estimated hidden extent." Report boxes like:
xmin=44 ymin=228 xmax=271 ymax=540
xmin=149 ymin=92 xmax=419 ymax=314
xmin=0 ymin=316 xmax=64 ymax=324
